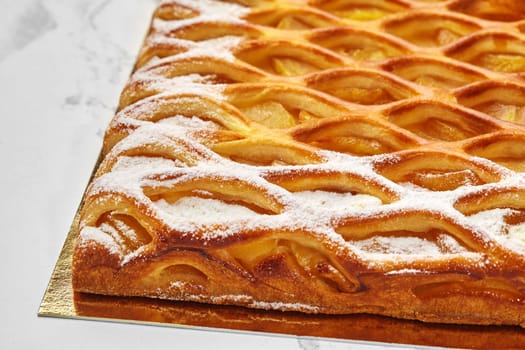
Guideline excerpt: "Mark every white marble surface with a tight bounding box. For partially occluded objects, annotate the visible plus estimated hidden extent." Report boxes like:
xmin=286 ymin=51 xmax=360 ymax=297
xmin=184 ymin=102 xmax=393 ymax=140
xmin=0 ymin=1 xmax=427 ymax=348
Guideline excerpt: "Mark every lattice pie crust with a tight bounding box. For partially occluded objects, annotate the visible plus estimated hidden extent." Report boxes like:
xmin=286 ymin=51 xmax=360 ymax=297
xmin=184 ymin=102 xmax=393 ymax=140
xmin=72 ymin=0 xmax=525 ymax=327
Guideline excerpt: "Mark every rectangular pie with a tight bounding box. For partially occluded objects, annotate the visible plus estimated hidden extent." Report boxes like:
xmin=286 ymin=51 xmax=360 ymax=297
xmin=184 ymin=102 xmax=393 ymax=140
xmin=72 ymin=0 xmax=525 ymax=327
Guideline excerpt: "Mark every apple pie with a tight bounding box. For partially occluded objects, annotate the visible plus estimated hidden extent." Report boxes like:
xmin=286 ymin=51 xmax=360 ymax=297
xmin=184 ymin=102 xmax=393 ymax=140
xmin=72 ymin=0 xmax=525 ymax=327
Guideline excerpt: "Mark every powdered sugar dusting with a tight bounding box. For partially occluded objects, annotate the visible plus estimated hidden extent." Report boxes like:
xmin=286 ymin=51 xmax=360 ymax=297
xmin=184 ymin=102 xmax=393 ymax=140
xmin=79 ymin=226 xmax=121 ymax=256
xmin=291 ymin=190 xmax=382 ymax=211
xmin=353 ymin=236 xmax=442 ymax=255
xmin=438 ymin=233 xmax=469 ymax=254
xmin=468 ymin=209 xmax=511 ymax=239
xmin=509 ymin=222 xmax=525 ymax=242
xmin=163 ymin=292 xmax=320 ymax=313
xmin=467 ymin=208 xmax=525 ymax=253
xmin=129 ymin=73 xmax=228 ymax=101
xmin=145 ymin=0 xmax=249 ymax=66
xmin=112 ymin=156 xmax=185 ymax=172
xmin=84 ymin=119 xmax=525 ymax=270
xmin=144 ymin=35 xmax=243 ymax=64
xmin=160 ymin=0 xmax=250 ymax=22
xmin=157 ymin=115 xmax=219 ymax=129
xmin=248 ymin=300 xmax=320 ymax=313
xmin=153 ymin=197 xmax=260 ymax=225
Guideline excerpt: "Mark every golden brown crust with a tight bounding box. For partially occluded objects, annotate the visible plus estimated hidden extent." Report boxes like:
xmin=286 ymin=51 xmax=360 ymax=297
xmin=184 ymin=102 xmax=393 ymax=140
xmin=73 ymin=0 xmax=525 ymax=327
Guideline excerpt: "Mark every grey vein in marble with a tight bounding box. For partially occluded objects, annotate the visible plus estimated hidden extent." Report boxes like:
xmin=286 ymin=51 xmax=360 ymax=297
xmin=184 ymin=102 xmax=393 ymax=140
xmin=0 ymin=0 xmax=57 ymax=61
